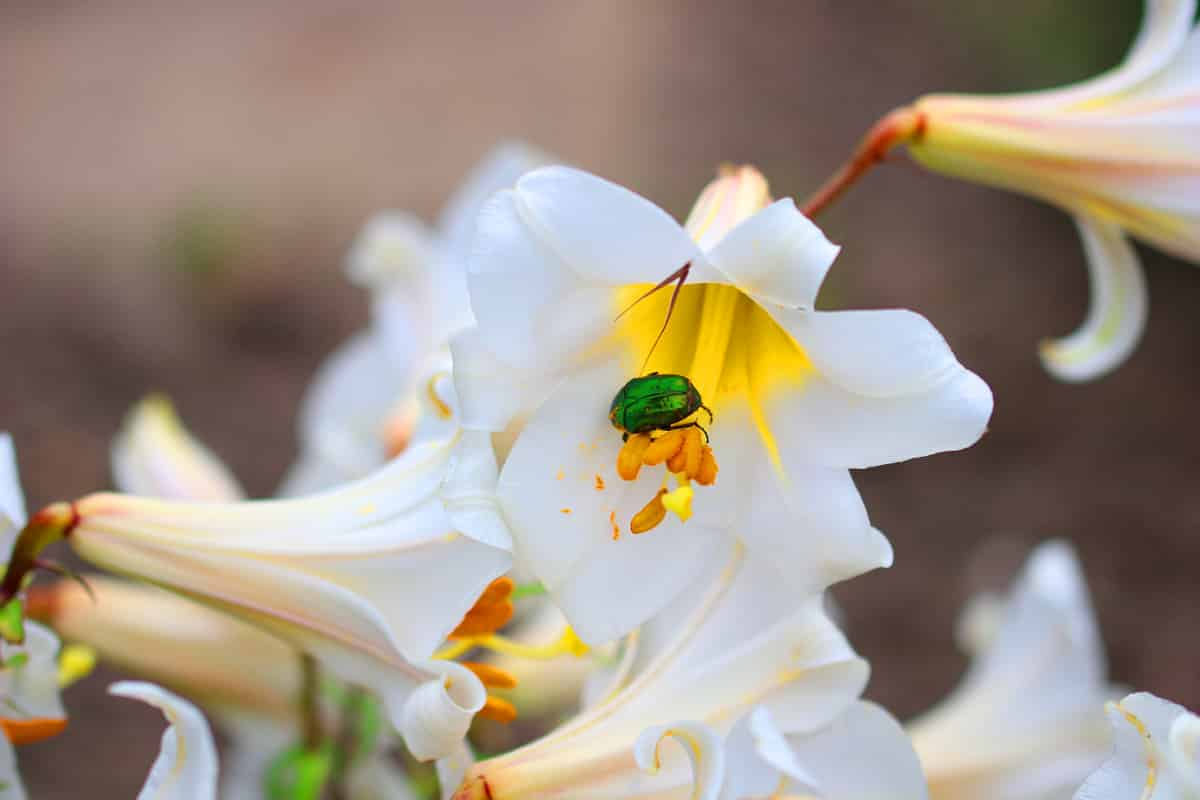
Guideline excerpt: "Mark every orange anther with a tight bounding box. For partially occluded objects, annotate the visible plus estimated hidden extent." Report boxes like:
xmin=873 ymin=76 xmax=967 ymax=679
xmin=461 ymin=662 xmax=519 ymax=690
xmin=478 ymin=695 xmax=518 ymax=724
xmin=616 ymin=434 xmax=652 ymax=481
xmin=682 ymin=427 xmax=703 ymax=477
xmin=695 ymin=446 xmax=719 ymax=486
xmin=630 ymin=489 xmax=668 ymax=534
xmin=642 ymin=430 xmax=685 ymax=466
xmin=1 ymin=717 xmax=67 ymax=745
xmin=450 ymin=577 xmax=515 ymax=639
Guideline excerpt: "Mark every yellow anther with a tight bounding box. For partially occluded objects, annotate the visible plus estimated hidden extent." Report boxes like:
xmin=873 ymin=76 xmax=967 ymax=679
xmin=661 ymin=482 xmax=694 ymax=523
xmin=681 ymin=427 xmax=703 ymax=477
xmin=461 ymin=662 xmax=518 ymax=690
xmin=642 ymin=430 xmax=685 ymax=466
xmin=479 ymin=695 xmax=518 ymax=724
xmin=666 ymin=445 xmax=688 ymax=474
xmin=616 ymin=434 xmax=652 ymax=480
xmin=57 ymin=644 xmax=96 ymax=688
xmin=630 ymin=489 xmax=668 ymax=534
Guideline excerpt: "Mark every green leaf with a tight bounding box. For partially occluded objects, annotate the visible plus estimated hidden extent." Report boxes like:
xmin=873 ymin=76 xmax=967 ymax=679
xmin=266 ymin=743 xmax=334 ymax=800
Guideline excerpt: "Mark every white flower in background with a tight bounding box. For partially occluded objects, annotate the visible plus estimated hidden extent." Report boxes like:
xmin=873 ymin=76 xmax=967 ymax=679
xmin=282 ymin=142 xmax=550 ymax=496
xmin=904 ymin=0 xmax=1200 ymax=380
xmin=110 ymin=681 xmax=218 ymax=800
xmin=451 ymin=163 xmax=992 ymax=644
xmin=908 ymin=541 xmax=1117 ymax=800
xmin=1074 ymin=692 xmax=1200 ymax=800
xmin=0 ymin=621 xmax=68 ymax=746
xmin=721 ymin=701 xmax=928 ymax=800
xmin=111 ymin=395 xmax=246 ymax=502
xmin=0 ymin=435 xmax=27 ymax=562
xmin=450 ymin=541 xmax=869 ymax=799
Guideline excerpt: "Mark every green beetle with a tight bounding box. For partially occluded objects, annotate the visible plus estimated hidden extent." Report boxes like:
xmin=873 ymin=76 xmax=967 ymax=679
xmin=609 ymin=372 xmax=712 ymax=440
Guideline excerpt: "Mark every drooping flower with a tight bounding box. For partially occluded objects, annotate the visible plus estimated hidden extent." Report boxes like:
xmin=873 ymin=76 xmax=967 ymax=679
xmin=110 ymin=681 xmax=219 ymax=800
xmin=808 ymin=0 xmax=1200 ymax=380
xmin=450 ymin=164 xmax=992 ymax=644
xmin=721 ymin=702 xmax=928 ymax=800
xmin=450 ymin=541 xmax=870 ymax=800
xmin=0 ymin=408 xmax=512 ymax=760
xmin=282 ymin=143 xmax=549 ymax=495
xmin=1073 ymin=692 xmax=1200 ymax=800
xmin=908 ymin=541 xmax=1117 ymax=800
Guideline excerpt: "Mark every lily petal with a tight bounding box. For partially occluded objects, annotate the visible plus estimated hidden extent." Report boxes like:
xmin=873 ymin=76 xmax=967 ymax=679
xmin=0 ymin=622 xmax=67 ymax=742
xmin=0 ymin=435 xmax=26 ymax=562
xmin=1039 ymin=216 xmax=1149 ymax=382
xmin=110 ymin=681 xmax=219 ymax=800
xmin=0 ymin=733 xmax=25 ymax=800
xmin=112 ymin=396 xmax=245 ymax=502
xmin=633 ymin=721 xmax=724 ymax=800
xmin=399 ymin=663 xmax=487 ymax=762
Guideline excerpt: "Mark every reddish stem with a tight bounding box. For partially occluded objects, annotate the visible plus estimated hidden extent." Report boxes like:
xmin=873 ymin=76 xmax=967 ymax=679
xmin=801 ymin=107 xmax=925 ymax=219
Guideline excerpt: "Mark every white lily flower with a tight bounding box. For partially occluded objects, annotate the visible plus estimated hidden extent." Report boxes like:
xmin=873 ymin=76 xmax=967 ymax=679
xmin=110 ymin=681 xmax=219 ymax=800
xmin=282 ymin=143 xmax=550 ymax=496
xmin=908 ymin=541 xmax=1117 ymax=800
xmin=0 ymin=733 xmax=23 ymax=800
xmin=0 ymin=435 xmax=27 ymax=562
xmin=3 ymin=410 xmax=512 ymax=760
xmin=1074 ymin=692 xmax=1200 ymax=800
xmin=111 ymin=395 xmax=245 ymax=502
xmin=451 ymin=541 xmax=868 ymax=799
xmin=721 ymin=702 xmax=928 ymax=800
xmin=451 ymin=163 xmax=992 ymax=644
xmin=0 ymin=621 xmax=68 ymax=746
xmin=903 ymin=0 xmax=1200 ymax=380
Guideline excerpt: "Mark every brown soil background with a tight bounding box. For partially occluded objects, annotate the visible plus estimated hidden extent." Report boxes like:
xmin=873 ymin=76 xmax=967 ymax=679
xmin=1 ymin=1 xmax=1196 ymax=796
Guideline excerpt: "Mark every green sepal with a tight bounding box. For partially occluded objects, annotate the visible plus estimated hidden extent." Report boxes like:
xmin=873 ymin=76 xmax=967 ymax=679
xmin=0 ymin=598 xmax=24 ymax=645
xmin=265 ymin=742 xmax=334 ymax=800
xmin=511 ymin=581 xmax=547 ymax=601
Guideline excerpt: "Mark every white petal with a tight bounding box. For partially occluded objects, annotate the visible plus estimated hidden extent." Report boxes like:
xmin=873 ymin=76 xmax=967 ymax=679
xmin=217 ymin=716 xmax=294 ymax=800
xmin=399 ymin=663 xmax=486 ymax=762
xmin=766 ymin=367 xmax=993 ymax=469
xmin=435 ymin=740 xmax=476 ymax=800
xmin=282 ymin=331 xmax=409 ymax=494
xmin=1075 ymin=693 xmax=1199 ymax=800
xmin=910 ymin=541 xmax=1113 ymax=797
xmin=0 ymin=734 xmax=25 ymax=800
xmin=449 ymin=327 xmax=558 ymax=432
xmin=346 ymin=212 xmax=436 ymax=291
xmin=112 ymin=396 xmax=245 ymax=502
xmin=705 ymin=199 xmax=839 ymax=309
xmin=438 ymin=141 xmax=553 ymax=254
xmin=513 ymin=166 xmax=705 ymax=286
xmin=784 ymin=702 xmax=929 ymax=800
xmin=110 ymin=681 xmax=219 ymax=800
xmin=1040 ymin=216 xmax=1149 ymax=382
xmin=1095 ymin=0 xmax=1198 ymax=96
xmin=784 ymin=309 xmax=967 ymax=397
xmin=442 ymin=431 xmax=514 ymax=551
xmin=634 ymin=721 xmax=725 ymax=800
xmin=0 ymin=434 xmax=26 ymax=563
xmin=0 ymin=622 xmax=67 ymax=724
xmin=721 ymin=707 xmax=819 ymax=800
xmin=495 ymin=360 xmax=724 ymax=644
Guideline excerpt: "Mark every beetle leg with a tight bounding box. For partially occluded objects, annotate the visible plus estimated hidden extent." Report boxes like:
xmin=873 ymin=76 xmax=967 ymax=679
xmin=665 ymin=420 xmax=709 ymax=443
xmin=699 ymin=403 xmax=714 ymax=425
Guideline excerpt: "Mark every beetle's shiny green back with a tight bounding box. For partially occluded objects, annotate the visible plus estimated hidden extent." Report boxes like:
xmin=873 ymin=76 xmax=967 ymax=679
xmin=609 ymin=373 xmax=702 ymax=434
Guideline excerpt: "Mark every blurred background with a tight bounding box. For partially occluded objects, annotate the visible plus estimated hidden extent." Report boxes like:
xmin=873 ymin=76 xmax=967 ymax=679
xmin=2 ymin=1 xmax=1197 ymax=796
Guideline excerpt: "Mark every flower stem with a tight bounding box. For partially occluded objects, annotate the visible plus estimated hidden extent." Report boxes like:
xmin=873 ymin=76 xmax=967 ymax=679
xmin=801 ymin=106 xmax=925 ymax=219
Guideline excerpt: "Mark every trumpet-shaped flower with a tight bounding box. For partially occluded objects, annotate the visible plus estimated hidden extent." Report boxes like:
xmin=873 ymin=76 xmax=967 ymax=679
xmin=450 ymin=541 xmax=869 ymax=800
xmin=451 ymin=164 xmax=992 ymax=644
xmin=1074 ymin=692 xmax=1200 ymax=800
xmin=110 ymin=681 xmax=218 ymax=800
xmin=1 ymin=403 xmax=513 ymax=760
xmin=901 ymin=0 xmax=1200 ymax=380
xmin=721 ymin=702 xmax=928 ymax=800
xmin=282 ymin=143 xmax=549 ymax=495
xmin=908 ymin=541 xmax=1117 ymax=800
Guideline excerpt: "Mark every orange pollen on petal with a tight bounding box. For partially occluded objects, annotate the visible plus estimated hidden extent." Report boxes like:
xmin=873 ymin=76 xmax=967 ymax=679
xmin=460 ymin=662 xmax=518 ymax=690
xmin=478 ymin=695 xmax=518 ymax=724
xmin=560 ymin=508 xmax=572 ymax=514
xmin=450 ymin=577 xmax=515 ymax=639
xmin=594 ymin=474 xmax=606 ymax=490
xmin=610 ymin=510 xmax=620 ymax=541
xmin=2 ymin=717 xmax=67 ymax=745
xmin=630 ymin=489 xmax=669 ymax=535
